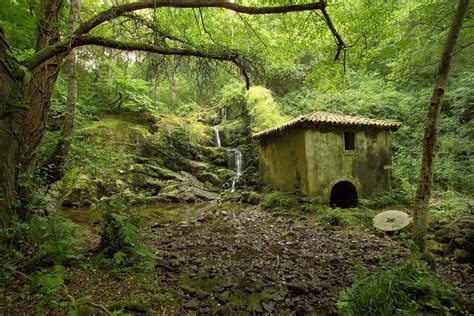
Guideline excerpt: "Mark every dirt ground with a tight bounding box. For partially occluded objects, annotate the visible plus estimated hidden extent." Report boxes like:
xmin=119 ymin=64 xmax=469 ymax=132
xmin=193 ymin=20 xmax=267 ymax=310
xmin=1 ymin=205 xmax=473 ymax=315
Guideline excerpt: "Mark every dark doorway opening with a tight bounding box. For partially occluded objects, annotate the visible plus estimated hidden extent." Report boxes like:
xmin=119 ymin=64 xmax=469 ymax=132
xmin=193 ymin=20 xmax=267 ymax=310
xmin=330 ymin=181 xmax=358 ymax=208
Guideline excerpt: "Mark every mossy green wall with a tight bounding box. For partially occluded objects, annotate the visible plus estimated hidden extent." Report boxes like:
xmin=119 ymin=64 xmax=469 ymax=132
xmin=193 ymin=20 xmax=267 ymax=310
xmin=258 ymin=128 xmax=308 ymax=193
xmin=258 ymin=126 xmax=393 ymax=202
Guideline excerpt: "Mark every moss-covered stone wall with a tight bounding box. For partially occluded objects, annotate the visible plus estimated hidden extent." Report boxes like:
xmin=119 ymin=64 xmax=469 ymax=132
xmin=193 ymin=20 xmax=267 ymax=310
xmin=258 ymin=128 xmax=308 ymax=193
xmin=258 ymin=126 xmax=393 ymax=202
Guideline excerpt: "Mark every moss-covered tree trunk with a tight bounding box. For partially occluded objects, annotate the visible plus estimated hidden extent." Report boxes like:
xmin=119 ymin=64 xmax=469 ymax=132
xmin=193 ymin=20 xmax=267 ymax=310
xmin=413 ymin=0 xmax=469 ymax=252
xmin=0 ymin=28 xmax=28 ymax=227
xmin=0 ymin=0 xmax=65 ymax=223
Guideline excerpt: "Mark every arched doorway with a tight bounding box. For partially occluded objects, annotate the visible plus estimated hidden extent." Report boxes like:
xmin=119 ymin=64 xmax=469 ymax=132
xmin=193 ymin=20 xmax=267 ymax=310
xmin=330 ymin=181 xmax=358 ymax=208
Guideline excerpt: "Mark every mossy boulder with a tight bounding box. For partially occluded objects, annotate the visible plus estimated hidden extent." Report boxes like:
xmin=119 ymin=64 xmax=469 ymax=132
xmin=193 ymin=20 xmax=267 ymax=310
xmin=128 ymin=162 xmax=177 ymax=180
xmin=201 ymin=146 xmax=228 ymax=166
xmin=454 ymin=248 xmax=474 ymax=263
xmin=241 ymin=191 xmax=262 ymax=204
xmin=154 ymin=179 xmax=218 ymax=203
xmin=219 ymin=119 xmax=249 ymax=148
xmin=79 ymin=117 xmax=151 ymax=153
xmin=426 ymin=240 xmax=450 ymax=255
xmin=196 ymin=171 xmax=223 ymax=188
xmin=194 ymin=107 xmax=220 ymax=126
xmin=434 ymin=226 xmax=456 ymax=243
xmin=62 ymin=175 xmax=99 ymax=207
xmin=127 ymin=172 xmax=165 ymax=196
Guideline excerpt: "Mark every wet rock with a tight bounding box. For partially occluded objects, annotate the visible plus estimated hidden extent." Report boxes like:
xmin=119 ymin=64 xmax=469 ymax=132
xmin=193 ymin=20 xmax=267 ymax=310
xmin=183 ymin=299 xmax=200 ymax=310
xmin=154 ymin=183 xmax=218 ymax=203
xmin=454 ymin=249 xmax=474 ymax=264
xmin=196 ymin=171 xmax=223 ymax=188
xmin=426 ymin=239 xmax=450 ymax=255
xmin=61 ymin=175 xmax=99 ymax=208
xmin=434 ymin=226 xmax=456 ymax=243
xmin=262 ymin=301 xmax=275 ymax=313
xmin=287 ymin=282 xmax=309 ymax=294
xmin=241 ymin=191 xmax=262 ymax=204
xmin=127 ymin=172 xmax=165 ymax=195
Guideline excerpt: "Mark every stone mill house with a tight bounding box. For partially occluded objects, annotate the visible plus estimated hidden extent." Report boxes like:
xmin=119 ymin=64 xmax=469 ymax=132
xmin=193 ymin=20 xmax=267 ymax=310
xmin=253 ymin=111 xmax=401 ymax=207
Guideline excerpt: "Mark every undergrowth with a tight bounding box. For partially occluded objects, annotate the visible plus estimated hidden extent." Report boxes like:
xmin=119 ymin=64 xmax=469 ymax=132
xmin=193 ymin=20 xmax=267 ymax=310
xmin=0 ymin=214 xmax=83 ymax=290
xmin=337 ymin=262 xmax=465 ymax=315
xmin=260 ymin=191 xmax=299 ymax=211
xmin=94 ymin=194 xmax=156 ymax=273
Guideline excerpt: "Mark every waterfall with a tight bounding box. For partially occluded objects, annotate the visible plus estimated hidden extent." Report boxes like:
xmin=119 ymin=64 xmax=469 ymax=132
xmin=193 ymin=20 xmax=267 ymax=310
xmin=212 ymin=126 xmax=221 ymax=147
xmin=221 ymin=107 xmax=227 ymax=124
xmin=229 ymin=149 xmax=243 ymax=192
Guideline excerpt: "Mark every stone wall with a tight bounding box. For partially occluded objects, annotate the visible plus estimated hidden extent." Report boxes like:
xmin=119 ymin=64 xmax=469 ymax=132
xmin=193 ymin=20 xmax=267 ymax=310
xmin=258 ymin=128 xmax=308 ymax=193
xmin=258 ymin=126 xmax=394 ymax=202
xmin=305 ymin=127 xmax=392 ymax=202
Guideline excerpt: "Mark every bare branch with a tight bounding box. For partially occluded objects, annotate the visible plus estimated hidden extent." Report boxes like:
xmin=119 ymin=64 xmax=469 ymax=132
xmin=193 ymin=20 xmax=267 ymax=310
xmin=123 ymin=13 xmax=188 ymax=45
xmin=320 ymin=6 xmax=345 ymax=61
xmin=199 ymin=8 xmax=217 ymax=44
xmin=236 ymin=13 xmax=267 ymax=48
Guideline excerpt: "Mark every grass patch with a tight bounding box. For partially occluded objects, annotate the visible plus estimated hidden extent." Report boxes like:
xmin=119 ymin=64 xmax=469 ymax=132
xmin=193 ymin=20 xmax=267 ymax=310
xmin=337 ymin=262 xmax=465 ymax=315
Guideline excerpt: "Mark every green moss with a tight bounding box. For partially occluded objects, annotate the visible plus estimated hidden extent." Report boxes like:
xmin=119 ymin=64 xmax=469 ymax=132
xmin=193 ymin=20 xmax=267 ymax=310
xmin=245 ymin=86 xmax=287 ymax=132
xmin=260 ymin=191 xmax=299 ymax=211
xmin=79 ymin=116 xmax=151 ymax=153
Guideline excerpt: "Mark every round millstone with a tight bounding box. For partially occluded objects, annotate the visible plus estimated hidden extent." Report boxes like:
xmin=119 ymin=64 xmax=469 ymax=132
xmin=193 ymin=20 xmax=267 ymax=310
xmin=373 ymin=210 xmax=411 ymax=231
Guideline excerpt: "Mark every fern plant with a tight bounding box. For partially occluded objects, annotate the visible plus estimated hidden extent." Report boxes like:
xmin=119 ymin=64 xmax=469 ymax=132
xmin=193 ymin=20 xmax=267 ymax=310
xmin=95 ymin=194 xmax=155 ymax=272
xmin=0 ymin=214 xmax=83 ymax=288
xmin=337 ymin=262 xmax=464 ymax=315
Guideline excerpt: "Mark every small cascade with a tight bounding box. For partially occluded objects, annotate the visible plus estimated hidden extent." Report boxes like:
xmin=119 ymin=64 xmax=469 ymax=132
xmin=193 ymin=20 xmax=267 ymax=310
xmin=212 ymin=126 xmax=221 ymax=147
xmin=221 ymin=107 xmax=227 ymax=124
xmin=209 ymin=107 xmax=244 ymax=192
xmin=229 ymin=149 xmax=243 ymax=192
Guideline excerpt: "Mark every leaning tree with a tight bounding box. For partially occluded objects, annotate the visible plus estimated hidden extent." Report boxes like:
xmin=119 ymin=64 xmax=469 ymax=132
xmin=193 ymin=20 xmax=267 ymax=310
xmin=0 ymin=1 xmax=345 ymax=226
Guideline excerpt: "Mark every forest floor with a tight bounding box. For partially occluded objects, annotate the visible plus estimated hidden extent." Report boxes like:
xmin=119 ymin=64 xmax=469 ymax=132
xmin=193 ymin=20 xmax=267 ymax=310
xmin=1 ymin=205 xmax=473 ymax=315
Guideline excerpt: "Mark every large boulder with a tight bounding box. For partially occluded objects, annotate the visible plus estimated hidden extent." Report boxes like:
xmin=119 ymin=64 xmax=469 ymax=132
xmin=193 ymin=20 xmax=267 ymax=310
xmin=79 ymin=117 xmax=151 ymax=154
xmin=62 ymin=175 xmax=99 ymax=208
xmin=153 ymin=171 xmax=219 ymax=203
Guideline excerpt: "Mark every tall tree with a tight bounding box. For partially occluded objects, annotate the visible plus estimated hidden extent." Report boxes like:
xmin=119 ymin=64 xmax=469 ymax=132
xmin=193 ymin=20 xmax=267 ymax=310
xmin=412 ymin=0 xmax=470 ymax=251
xmin=0 ymin=1 xmax=344 ymax=227
xmin=40 ymin=0 xmax=80 ymax=184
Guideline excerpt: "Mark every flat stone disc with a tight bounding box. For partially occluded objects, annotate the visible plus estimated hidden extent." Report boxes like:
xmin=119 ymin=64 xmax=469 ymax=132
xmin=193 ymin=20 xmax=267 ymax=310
xmin=373 ymin=210 xmax=411 ymax=231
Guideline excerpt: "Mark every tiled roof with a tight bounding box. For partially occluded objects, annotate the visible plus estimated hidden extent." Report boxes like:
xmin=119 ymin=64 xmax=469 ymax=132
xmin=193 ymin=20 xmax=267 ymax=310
xmin=253 ymin=111 xmax=401 ymax=138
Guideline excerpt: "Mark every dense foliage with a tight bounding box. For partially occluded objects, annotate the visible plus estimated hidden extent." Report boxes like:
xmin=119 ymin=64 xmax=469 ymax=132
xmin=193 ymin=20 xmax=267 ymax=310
xmin=0 ymin=0 xmax=472 ymax=313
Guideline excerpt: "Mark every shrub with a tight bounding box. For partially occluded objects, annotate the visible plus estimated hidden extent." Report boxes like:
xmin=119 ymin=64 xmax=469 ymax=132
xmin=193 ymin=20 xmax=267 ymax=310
xmin=322 ymin=208 xmax=350 ymax=228
xmin=337 ymin=262 xmax=464 ymax=315
xmin=260 ymin=191 xmax=299 ymax=211
xmin=0 ymin=214 xmax=83 ymax=287
xmin=95 ymin=195 xmax=155 ymax=272
xmin=245 ymin=86 xmax=286 ymax=132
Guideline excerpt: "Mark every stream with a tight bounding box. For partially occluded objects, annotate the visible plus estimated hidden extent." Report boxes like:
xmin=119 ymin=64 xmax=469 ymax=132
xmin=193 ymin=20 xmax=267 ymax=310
xmin=62 ymin=202 xmax=248 ymax=227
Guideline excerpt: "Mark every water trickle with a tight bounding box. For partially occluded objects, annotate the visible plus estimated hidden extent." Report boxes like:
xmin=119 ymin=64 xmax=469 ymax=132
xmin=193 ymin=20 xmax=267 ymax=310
xmin=221 ymin=107 xmax=227 ymax=123
xmin=212 ymin=126 xmax=221 ymax=147
xmin=229 ymin=149 xmax=243 ymax=192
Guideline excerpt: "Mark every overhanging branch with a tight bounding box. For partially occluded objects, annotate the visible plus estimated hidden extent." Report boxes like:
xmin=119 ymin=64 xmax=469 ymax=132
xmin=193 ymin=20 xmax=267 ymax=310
xmin=22 ymin=35 xmax=250 ymax=88
xmin=74 ymin=1 xmax=328 ymax=36
xmin=320 ymin=6 xmax=346 ymax=61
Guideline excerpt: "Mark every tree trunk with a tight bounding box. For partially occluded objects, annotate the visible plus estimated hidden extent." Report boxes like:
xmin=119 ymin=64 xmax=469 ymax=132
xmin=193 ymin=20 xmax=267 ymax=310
xmin=170 ymin=57 xmax=180 ymax=105
xmin=3 ymin=0 xmax=66 ymax=220
xmin=412 ymin=0 xmax=469 ymax=252
xmin=39 ymin=0 xmax=80 ymax=185
xmin=0 ymin=28 xmax=28 ymax=227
